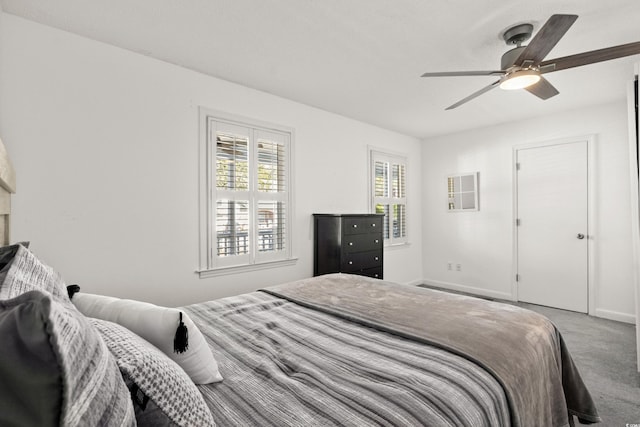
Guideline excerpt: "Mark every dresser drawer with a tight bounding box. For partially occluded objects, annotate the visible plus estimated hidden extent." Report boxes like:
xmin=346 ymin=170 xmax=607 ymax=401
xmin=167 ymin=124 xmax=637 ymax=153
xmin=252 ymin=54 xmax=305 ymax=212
xmin=343 ymin=216 xmax=383 ymax=235
xmin=342 ymin=233 xmax=382 ymax=253
xmin=341 ymin=250 xmax=382 ymax=272
xmin=358 ymin=266 xmax=383 ymax=280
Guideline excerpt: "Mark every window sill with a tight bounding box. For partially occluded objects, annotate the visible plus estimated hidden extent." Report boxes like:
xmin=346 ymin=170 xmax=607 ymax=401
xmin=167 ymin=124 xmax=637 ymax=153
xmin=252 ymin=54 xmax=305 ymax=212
xmin=197 ymin=257 xmax=298 ymax=279
xmin=384 ymin=241 xmax=411 ymax=250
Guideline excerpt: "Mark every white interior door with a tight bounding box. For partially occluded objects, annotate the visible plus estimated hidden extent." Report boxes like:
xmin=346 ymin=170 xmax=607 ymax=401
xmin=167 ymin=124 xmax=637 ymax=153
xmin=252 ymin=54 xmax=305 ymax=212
xmin=516 ymin=140 xmax=589 ymax=313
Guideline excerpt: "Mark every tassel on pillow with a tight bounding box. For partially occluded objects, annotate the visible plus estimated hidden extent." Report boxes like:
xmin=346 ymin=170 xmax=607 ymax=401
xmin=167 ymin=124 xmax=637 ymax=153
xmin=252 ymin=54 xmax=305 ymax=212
xmin=173 ymin=312 xmax=189 ymax=354
xmin=67 ymin=284 xmax=81 ymax=300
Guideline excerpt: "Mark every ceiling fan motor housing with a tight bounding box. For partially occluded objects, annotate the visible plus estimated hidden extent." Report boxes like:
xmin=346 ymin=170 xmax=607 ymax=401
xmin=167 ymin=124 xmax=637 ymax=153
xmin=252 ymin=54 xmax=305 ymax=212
xmin=501 ymin=46 xmax=527 ymax=70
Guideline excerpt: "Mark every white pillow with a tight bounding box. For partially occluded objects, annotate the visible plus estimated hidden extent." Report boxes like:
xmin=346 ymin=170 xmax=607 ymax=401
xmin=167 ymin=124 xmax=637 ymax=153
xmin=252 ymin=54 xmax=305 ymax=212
xmin=72 ymin=292 xmax=223 ymax=385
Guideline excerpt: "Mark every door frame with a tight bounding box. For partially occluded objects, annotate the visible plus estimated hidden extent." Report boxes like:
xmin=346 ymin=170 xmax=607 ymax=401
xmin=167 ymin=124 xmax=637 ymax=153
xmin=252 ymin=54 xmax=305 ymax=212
xmin=626 ymin=71 xmax=640 ymax=371
xmin=511 ymin=135 xmax=596 ymax=315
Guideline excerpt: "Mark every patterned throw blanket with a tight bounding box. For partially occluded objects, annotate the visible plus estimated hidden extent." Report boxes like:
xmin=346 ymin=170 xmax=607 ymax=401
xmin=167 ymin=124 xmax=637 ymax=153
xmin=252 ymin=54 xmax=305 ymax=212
xmin=263 ymin=274 xmax=600 ymax=427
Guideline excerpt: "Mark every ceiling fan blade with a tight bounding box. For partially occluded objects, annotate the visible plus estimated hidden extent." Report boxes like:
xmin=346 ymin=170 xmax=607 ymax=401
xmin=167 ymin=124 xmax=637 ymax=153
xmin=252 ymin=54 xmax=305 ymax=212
xmin=524 ymin=76 xmax=559 ymax=100
xmin=539 ymin=41 xmax=640 ymax=73
xmin=514 ymin=14 xmax=578 ymax=66
xmin=421 ymin=70 xmax=504 ymax=77
xmin=445 ymin=80 xmax=501 ymax=110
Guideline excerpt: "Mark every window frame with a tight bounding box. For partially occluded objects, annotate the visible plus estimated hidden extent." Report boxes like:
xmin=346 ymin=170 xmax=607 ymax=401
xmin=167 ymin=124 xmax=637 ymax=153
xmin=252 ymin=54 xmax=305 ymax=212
xmin=447 ymin=172 xmax=479 ymax=212
xmin=198 ymin=108 xmax=296 ymax=277
xmin=369 ymin=147 xmax=409 ymax=247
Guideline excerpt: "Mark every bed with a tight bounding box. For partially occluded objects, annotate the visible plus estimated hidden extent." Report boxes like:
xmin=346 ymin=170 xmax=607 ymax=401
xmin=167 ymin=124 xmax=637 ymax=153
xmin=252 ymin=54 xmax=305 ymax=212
xmin=1 ymin=256 xmax=601 ymax=427
xmin=0 ymin=136 xmax=599 ymax=426
xmin=185 ymin=274 xmax=600 ymax=427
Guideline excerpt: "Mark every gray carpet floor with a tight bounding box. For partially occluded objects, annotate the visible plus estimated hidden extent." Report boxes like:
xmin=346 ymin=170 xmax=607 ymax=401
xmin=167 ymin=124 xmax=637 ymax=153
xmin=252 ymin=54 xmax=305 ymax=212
xmin=417 ymin=285 xmax=640 ymax=426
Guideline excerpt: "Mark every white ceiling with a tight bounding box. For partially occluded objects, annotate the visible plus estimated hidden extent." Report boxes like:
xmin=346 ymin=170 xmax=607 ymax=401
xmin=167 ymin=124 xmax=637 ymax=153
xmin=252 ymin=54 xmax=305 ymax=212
xmin=2 ymin=0 xmax=639 ymax=139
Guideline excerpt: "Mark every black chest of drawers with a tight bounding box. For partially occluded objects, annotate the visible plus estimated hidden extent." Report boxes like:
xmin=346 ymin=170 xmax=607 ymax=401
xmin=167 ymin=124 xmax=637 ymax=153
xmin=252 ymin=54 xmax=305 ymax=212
xmin=313 ymin=213 xmax=384 ymax=279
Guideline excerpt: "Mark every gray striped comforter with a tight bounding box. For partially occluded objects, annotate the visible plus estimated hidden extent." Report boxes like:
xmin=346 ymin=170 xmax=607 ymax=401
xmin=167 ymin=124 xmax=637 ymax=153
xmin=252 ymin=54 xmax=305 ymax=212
xmin=185 ymin=292 xmax=511 ymax=426
xmin=263 ymin=274 xmax=600 ymax=427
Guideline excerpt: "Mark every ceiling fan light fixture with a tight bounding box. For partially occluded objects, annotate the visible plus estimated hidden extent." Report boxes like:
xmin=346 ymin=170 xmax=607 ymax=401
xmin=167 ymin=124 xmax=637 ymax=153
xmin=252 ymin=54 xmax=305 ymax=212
xmin=499 ymin=69 xmax=541 ymax=90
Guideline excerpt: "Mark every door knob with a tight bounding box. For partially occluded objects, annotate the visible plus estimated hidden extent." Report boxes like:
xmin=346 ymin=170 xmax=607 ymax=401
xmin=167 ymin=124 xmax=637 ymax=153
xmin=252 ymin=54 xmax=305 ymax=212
xmin=577 ymin=233 xmax=585 ymax=239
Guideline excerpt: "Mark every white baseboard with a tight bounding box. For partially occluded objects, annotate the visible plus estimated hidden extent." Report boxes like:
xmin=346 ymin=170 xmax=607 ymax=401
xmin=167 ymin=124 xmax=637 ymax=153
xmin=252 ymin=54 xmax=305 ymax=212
xmin=419 ymin=278 xmax=514 ymax=301
xmin=594 ymin=308 xmax=636 ymax=324
xmin=406 ymin=279 xmax=424 ymax=287
xmin=419 ymin=279 xmax=636 ymax=324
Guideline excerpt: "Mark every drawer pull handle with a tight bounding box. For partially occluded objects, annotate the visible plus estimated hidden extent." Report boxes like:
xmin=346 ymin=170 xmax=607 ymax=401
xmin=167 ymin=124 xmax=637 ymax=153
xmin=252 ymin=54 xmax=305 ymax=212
xmin=374 ymin=257 xmax=379 ymax=261
xmin=374 ymin=274 xmax=379 ymax=278
xmin=372 ymin=223 xmax=376 ymax=227
xmin=353 ymin=224 xmax=358 ymax=228
xmin=349 ymin=261 xmax=353 ymax=265
xmin=375 ymin=240 xmax=379 ymax=244
xmin=349 ymin=242 xmax=353 ymax=246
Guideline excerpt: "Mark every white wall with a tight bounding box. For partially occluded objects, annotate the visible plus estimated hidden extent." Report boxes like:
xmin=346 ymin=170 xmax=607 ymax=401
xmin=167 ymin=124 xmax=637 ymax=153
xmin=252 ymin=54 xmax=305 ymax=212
xmin=3 ymin=13 xmax=634 ymax=322
xmin=422 ymin=101 xmax=636 ymax=322
xmin=0 ymin=15 xmax=423 ymax=306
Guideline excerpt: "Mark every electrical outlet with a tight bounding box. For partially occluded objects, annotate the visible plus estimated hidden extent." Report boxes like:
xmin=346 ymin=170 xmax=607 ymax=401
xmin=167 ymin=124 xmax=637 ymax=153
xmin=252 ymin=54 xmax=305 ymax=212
xmin=447 ymin=262 xmax=453 ymax=271
xmin=456 ymin=263 xmax=462 ymax=272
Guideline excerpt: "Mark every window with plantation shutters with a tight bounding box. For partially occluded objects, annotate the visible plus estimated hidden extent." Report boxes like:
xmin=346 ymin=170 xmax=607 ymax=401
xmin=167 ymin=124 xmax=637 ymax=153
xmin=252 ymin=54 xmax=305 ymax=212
xmin=370 ymin=149 xmax=408 ymax=246
xmin=199 ymin=110 xmax=295 ymax=275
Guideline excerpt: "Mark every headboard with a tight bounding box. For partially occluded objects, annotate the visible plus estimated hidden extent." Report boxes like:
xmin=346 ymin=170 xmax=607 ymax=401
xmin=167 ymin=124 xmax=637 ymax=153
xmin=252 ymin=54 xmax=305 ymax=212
xmin=0 ymin=137 xmax=16 ymax=245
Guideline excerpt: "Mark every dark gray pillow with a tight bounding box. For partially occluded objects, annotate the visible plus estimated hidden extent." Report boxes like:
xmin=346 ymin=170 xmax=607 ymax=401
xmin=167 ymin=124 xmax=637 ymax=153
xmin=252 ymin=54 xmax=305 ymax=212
xmin=0 ymin=243 xmax=22 ymax=286
xmin=0 ymin=243 xmax=19 ymax=269
xmin=0 ymin=291 xmax=62 ymax=427
xmin=0 ymin=291 xmax=136 ymax=426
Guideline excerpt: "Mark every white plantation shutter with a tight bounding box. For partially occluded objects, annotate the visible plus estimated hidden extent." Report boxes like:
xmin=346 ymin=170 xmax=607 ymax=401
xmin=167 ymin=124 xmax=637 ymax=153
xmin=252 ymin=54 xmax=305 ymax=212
xmin=371 ymin=150 xmax=408 ymax=245
xmin=216 ymin=199 xmax=250 ymax=257
xmin=391 ymin=163 xmax=407 ymax=240
xmin=213 ymin=123 xmax=251 ymax=266
xmin=255 ymin=130 xmax=288 ymax=262
xmin=201 ymin=114 xmax=293 ymax=272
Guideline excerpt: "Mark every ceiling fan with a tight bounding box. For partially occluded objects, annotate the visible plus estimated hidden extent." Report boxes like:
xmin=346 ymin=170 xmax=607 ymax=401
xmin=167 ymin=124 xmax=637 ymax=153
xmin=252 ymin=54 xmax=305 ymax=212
xmin=421 ymin=14 xmax=640 ymax=110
